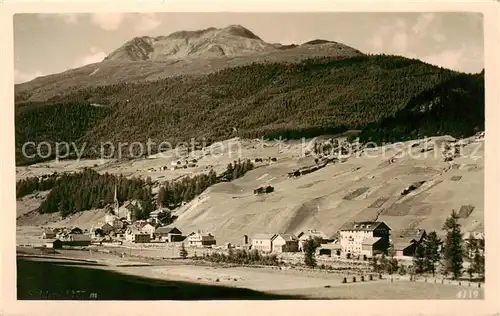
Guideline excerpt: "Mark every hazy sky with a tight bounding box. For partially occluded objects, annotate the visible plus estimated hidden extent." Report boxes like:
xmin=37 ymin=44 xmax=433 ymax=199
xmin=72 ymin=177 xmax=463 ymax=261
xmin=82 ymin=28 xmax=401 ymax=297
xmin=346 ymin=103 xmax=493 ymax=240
xmin=14 ymin=12 xmax=483 ymax=83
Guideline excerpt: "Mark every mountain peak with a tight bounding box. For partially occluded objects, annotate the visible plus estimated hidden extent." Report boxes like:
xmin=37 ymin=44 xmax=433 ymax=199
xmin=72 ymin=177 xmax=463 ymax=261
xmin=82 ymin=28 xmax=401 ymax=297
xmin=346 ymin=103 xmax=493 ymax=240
xmin=220 ymin=24 xmax=262 ymax=40
xmin=104 ymin=25 xmax=270 ymax=61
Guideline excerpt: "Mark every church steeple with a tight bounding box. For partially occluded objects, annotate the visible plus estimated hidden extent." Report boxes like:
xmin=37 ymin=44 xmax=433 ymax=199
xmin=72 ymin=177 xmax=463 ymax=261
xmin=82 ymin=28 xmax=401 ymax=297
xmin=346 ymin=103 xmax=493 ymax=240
xmin=113 ymin=184 xmax=119 ymax=213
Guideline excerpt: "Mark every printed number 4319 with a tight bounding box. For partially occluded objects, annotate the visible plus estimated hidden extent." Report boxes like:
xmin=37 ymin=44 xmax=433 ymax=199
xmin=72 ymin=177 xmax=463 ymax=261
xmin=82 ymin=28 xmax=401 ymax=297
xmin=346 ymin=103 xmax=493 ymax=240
xmin=456 ymin=289 xmax=480 ymax=299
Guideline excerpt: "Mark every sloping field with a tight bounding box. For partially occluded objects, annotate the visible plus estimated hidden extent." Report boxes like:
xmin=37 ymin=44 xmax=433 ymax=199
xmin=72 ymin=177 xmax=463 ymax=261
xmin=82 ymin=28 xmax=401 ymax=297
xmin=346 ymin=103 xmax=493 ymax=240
xmin=173 ymin=136 xmax=484 ymax=244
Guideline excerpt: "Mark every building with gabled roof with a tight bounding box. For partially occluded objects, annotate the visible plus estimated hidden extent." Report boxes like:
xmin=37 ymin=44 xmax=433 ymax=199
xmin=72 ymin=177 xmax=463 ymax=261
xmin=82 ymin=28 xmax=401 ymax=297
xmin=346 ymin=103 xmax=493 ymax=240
xmin=251 ymin=233 xmax=277 ymax=252
xmin=339 ymin=221 xmax=391 ymax=257
xmin=297 ymin=229 xmax=329 ymax=251
xmin=392 ymin=228 xmax=427 ymax=257
xmin=272 ymin=234 xmax=299 ymax=253
xmin=187 ymin=231 xmax=216 ymax=247
xmin=155 ymin=226 xmax=183 ymax=242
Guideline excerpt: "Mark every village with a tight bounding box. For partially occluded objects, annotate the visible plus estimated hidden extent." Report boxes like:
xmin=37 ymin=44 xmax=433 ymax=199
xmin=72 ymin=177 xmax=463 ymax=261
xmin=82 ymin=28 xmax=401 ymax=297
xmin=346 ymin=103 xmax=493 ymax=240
xmin=34 ymin=187 xmax=484 ymax=268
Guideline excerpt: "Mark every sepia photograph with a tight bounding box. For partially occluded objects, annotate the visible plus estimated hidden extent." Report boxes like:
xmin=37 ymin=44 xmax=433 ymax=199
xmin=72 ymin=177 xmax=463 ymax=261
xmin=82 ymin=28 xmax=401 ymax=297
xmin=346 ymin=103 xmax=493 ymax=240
xmin=7 ymin=7 xmax=492 ymax=303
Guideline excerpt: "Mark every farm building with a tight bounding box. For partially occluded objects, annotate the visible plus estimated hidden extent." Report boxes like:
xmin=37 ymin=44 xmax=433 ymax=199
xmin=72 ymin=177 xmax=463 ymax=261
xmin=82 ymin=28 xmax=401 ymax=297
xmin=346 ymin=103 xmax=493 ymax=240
xmin=272 ymin=234 xmax=299 ymax=253
xmin=297 ymin=229 xmax=329 ymax=251
xmin=392 ymin=229 xmax=427 ymax=257
xmin=155 ymin=226 xmax=184 ymax=242
xmin=44 ymin=239 xmax=63 ymax=249
xmin=97 ymin=223 xmax=114 ymax=235
xmin=64 ymin=234 xmax=91 ymax=247
xmin=251 ymin=233 xmax=277 ymax=252
xmin=133 ymin=233 xmax=151 ymax=243
xmin=317 ymin=242 xmax=342 ymax=256
xmin=149 ymin=209 xmax=165 ymax=224
xmin=339 ymin=221 xmax=391 ymax=257
xmin=187 ymin=231 xmax=216 ymax=247
xmin=141 ymin=223 xmax=156 ymax=238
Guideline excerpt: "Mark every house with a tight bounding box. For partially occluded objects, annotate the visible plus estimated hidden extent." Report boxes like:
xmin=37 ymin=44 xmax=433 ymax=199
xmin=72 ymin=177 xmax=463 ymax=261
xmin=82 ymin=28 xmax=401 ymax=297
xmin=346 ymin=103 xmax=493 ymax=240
xmin=155 ymin=226 xmax=183 ymax=242
xmin=317 ymin=242 xmax=342 ymax=256
xmin=111 ymin=218 xmax=125 ymax=229
xmin=105 ymin=212 xmax=118 ymax=225
xmin=297 ymin=229 xmax=329 ymax=251
xmin=149 ymin=209 xmax=163 ymax=224
xmin=69 ymin=227 xmax=83 ymax=235
xmin=251 ymin=233 xmax=277 ymax=252
xmin=141 ymin=223 xmax=156 ymax=238
xmin=125 ymin=227 xmax=151 ymax=243
xmin=134 ymin=233 xmax=151 ymax=243
xmin=44 ymin=239 xmax=63 ymax=249
xmin=187 ymin=231 xmax=216 ymax=247
xmin=272 ymin=234 xmax=299 ymax=253
xmin=98 ymin=223 xmax=114 ymax=235
xmin=392 ymin=228 xmax=427 ymax=257
xmin=64 ymin=234 xmax=91 ymax=246
xmin=41 ymin=228 xmax=56 ymax=239
xmin=463 ymin=231 xmax=484 ymax=241
xmin=117 ymin=201 xmax=141 ymax=222
xmin=339 ymin=221 xmax=391 ymax=257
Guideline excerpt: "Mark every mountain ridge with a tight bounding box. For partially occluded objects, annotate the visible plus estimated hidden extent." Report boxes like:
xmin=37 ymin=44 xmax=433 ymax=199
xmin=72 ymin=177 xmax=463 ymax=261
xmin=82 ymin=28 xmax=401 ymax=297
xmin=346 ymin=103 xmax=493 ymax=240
xmin=15 ymin=25 xmax=364 ymax=102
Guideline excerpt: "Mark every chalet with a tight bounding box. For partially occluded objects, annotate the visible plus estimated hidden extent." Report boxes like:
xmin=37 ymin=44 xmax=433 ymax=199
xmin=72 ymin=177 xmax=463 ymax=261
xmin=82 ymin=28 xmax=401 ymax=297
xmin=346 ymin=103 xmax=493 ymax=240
xmin=98 ymin=223 xmax=114 ymax=235
xmin=41 ymin=228 xmax=56 ymax=239
xmin=251 ymin=233 xmax=277 ymax=252
xmin=155 ymin=226 xmax=183 ymax=242
xmin=141 ymin=223 xmax=156 ymax=238
xmin=149 ymin=209 xmax=164 ymax=224
xmin=297 ymin=229 xmax=329 ymax=251
xmin=339 ymin=221 xmax=391 ymax=257
xmin=463 ymin=231 xmax=485 ymax=257
xmin=392 ymin=229 xmax=427 ymax=257
xmin=125 ymin=226 xmax=151 ymax=243
xmin=272 ymin=234 xmax=299 ymax=253
xmin=187 ymin=231 xmax=216 ymax=247
xmin=117 ymin=201 xmax=140 ymax=222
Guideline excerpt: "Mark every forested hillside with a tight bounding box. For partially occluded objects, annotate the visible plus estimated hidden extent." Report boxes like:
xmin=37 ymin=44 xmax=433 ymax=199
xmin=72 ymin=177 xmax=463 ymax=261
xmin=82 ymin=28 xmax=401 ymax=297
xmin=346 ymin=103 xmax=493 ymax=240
xmin=15 ymin=55 xmax=484 ymax=165
xmin=16 ymin=159 xmax=254 ymax=218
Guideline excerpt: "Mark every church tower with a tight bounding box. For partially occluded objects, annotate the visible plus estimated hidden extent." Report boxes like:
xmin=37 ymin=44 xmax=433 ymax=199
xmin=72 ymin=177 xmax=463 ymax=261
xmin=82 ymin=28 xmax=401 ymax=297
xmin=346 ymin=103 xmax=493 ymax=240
xmin=113 ymin=184 xmax=119 ymax=214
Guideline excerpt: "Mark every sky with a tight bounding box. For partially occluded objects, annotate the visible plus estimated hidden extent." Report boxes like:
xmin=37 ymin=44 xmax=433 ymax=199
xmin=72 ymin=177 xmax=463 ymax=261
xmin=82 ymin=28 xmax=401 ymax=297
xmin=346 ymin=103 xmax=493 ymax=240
xmin=14 ymin=12 xmax=484 ymax=84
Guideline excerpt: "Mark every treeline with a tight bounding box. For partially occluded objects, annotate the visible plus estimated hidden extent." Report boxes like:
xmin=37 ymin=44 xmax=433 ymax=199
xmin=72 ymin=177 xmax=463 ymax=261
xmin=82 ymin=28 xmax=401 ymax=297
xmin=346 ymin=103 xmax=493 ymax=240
xmin=16 ymin=55 xmax=484 ymax=166
xmin=16 ymin=173 xmax=59 ymax=198
xmin=197 ymin=248 xmax=280 ymax=266
xmin=358 ymin=72 xmax=484 ymax=144
xmin=158 ymin=159 xmax=254 ymax=208
xmin=19 ymin=159 xmax=255 ymax=219
xmin=37 ymin=169 xmax=151 ymax=218
xmin=15 ymin=102 xmax=110 ymax=165
xmin=411 ymin=210 xmax=485 ymax=280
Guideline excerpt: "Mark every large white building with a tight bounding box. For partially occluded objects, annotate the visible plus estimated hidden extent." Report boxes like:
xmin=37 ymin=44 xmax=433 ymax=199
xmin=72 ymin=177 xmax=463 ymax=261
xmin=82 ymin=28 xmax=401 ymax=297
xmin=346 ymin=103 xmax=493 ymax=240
xmin=339 ymin=221 xmax=391 ymax=257
xmin=187 ymin=231 xmax=216 ymax=247
xmin=251 ymin=233 xmax=276 ymax=252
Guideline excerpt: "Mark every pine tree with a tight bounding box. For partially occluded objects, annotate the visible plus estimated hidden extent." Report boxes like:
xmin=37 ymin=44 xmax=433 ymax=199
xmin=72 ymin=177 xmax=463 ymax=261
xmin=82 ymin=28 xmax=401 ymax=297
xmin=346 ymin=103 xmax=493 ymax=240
xmin=423 ymin=231 xmax=442 ymax=277
xmin=412 ymin=244 xmax=426 ymax=274
xmin=180 ymin=243 xmax=188 ymax=259
xmin=442 ymin=210 xmax=464 ymax=279
xmin=157 ymin=187 xmax=166 ymax=206
xmin=471 ymin=238 xmax=485 ymax=280
xmin=304 ymin=237 xmax=320 ymax=267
